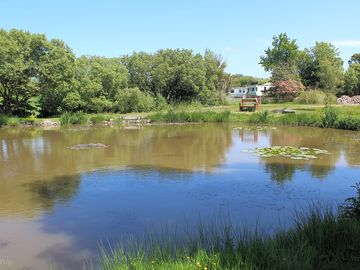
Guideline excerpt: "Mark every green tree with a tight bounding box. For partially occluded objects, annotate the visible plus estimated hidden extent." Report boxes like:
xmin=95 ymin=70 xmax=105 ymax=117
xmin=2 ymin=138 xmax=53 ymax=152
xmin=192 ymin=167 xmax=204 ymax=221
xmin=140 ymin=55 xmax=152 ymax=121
xmin=297 ymin=49 xmax=318 ymax=87
xmin=0 ymin=30 xmax=41 ymax=115
xmin=39 ymin=39 xmax=76 ymax=115
xmin=312 ymin=42 xmax=344 ymax=93
xmin=260 ymin=33 xmax=300 ymax=81
xmin=344 ymin=53 xmax=360 ymax=95
xmin=75 ymin=56 xmax=128 ymax=112
xmin=122 ymin=52 xmax=154 ymax=93
xmin=230 ymin=74 xmax=269 ymax=87
xmin=298 ymin=42 xmax=344 ymax=94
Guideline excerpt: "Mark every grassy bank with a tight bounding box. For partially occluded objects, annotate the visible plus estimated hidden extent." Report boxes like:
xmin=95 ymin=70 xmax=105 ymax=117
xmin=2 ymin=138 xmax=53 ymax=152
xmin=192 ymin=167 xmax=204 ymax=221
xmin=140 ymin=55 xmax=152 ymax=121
xmin=99 ymin=184 xmax=360 ymax=270
xmin=1 ymin=103 xmax=360 ymax=131
xmin=228 ymin=106 xmax=360 ymax=131
xmin=148 ymin=110 xmax=230 ymax=123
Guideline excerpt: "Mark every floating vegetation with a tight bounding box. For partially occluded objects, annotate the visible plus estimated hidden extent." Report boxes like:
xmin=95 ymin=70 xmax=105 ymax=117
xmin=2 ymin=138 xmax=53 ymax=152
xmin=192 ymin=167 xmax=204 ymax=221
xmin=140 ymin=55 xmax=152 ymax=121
xmin=244 ymin=146 xmax=329 ymax=160
xmin=68 ymin=143 xmax=108 ymax=150
xmin=233 ymin=126 xmax=277 ymax=131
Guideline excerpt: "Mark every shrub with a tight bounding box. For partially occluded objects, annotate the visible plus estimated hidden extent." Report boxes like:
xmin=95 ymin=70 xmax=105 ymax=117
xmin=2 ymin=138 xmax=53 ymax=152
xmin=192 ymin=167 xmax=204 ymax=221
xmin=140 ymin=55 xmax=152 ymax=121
xmin=90 ymin=115 xmax=111 ymax=124
xmin=153 ymin=94 xmax=169 ymax=111
xmin=341 ymin=183 xmax=360 ymax=219
xmin=0 ymin=115 xmax=8 ymax=126
xmin=321 ymin=106 xmax=338 ymax=128
xmin=272 ymin=79 xmax=304 ymax=101
xmin=248 ymin=110 xmax=272 ymax=124
xmin=60 ymin=112 xmax=88 ymax=125
xmin=62 ymin=91 xmax=85 ymax=112
xmin=198 ymin=89 xmax=227 ymax=106
xmin=6 ymin=117 xmax=20 ymax=126
xmin=89 ymin=96 xmax=113 ymax=113
xmin=337 ymin=116 xmax=360 ymax=131
xmin=115 ymin=88 xmax=155 ymax=113
xmin=294 ymin=89 xmax=336 ymax=104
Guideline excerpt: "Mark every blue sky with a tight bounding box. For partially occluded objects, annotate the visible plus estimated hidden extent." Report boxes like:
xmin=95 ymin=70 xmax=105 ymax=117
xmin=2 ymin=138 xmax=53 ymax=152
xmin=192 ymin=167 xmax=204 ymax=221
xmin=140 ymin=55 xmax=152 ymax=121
xmin=1 ymin=0 xmax=360 ymax=77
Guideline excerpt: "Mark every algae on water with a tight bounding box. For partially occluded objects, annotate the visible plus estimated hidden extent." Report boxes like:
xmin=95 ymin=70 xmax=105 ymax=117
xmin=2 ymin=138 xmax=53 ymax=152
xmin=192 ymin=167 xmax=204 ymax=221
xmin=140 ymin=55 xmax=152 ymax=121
xmin=244 ymin=146 xmax=329 ymax=160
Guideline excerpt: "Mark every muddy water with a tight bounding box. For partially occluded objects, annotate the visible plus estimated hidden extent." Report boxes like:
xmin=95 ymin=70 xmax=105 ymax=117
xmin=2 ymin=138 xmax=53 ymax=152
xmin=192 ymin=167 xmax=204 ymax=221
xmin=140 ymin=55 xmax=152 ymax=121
xmin=0 ymin=124 xmax=359 ymax=269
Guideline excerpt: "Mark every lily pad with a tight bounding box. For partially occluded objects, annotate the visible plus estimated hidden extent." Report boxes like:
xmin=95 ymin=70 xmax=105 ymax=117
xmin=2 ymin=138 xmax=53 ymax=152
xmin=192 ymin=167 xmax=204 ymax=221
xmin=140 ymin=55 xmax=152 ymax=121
xmin=243 ymin=146 xmax=329 ymax=160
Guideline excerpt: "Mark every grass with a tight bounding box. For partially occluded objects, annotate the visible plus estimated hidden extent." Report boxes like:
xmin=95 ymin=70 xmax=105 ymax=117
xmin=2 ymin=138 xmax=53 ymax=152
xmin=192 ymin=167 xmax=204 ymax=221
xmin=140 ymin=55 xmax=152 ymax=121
xmin=98 ymin=182 xmax=360 ymax=270
xmin=0 ymin=114 xmax=21 ymax=127
xmin=100 ymin=208 xmax=360 ymax=270
xmin=148 ymin=110 xmax=230 ymax=123
xmin=1 ymin=103 xmax=360 ymax=131
xmin=89 ymin=114 xmax=113 ymax=124
xmin=59 ymin=112 xmax=88 ymax=125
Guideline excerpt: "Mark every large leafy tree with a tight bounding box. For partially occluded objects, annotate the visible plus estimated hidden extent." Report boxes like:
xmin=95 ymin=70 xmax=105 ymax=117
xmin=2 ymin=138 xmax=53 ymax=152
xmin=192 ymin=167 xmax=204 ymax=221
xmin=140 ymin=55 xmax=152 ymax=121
xmin=260 ymin=33 xmax=300 ymax=82
xmin=344 ymin=53 xmax=360 ymax=95
xmin=0 ymin=29 xmax=76 ymax=116
xmin=230 ymin=74 xmax=268 ymax=87
xmin=75 ymin=56 xmax=128 ymax=112
xmin=39 ymin=39 xmax=76 ymax=115
xmin=122 ymin=52 xmax=154 ymax=93
xmin=312 ymin=42 xmax=344 ymax=93
xmin=152 ymin=49 xmax=206 ymax=101
xmin=298 ymin=42 xmax=344 ymax=94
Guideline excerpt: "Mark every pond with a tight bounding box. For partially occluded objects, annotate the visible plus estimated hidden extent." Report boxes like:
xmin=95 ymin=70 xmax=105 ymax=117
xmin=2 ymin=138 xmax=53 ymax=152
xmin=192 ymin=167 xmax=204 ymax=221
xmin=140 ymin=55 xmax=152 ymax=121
xmin=0 ymin=124 xmax=359 ymax=269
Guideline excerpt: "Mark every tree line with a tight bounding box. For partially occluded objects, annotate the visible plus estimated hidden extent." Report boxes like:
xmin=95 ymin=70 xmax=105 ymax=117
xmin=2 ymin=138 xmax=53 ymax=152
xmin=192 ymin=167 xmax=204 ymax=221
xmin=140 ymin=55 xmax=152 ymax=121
xmin=0 ymin=29 xmax=229 ymax=117
xmin=260 ymin=33 xmax=360 ymax=100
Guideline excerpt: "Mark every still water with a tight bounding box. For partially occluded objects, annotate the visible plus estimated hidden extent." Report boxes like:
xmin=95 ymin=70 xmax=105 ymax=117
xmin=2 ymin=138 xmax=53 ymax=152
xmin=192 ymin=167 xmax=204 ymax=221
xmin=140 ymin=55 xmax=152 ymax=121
xmin=0 ymin=124 xmax=359 ymax=269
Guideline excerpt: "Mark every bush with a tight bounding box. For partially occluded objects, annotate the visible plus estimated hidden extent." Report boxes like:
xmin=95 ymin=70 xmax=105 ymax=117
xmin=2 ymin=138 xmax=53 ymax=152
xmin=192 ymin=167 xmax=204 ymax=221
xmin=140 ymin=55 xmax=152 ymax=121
xmin=321 ymin=106 xmax=338 ymax=128
xmin=90 ymin=115 xmax=111 ymax=124
xmin=337 ymin=116 xmax=360 ymax=131
xmin=248 ymin=110 xmax=271 ymax=124
xmin=198 ymin=89 xmax=227 ymax=106
xmin=341 ymin=183 xmax=360 ymax=219
xmin=276 ymin=112 xmax=321 ymax=127
xmin=272 ymin=79 xmax=304 ymax=101
xmin=115 ymin=88 xmax=155 ymax=113
xmin=60 ymin=112 xmax=88 ymax=125
xmin=0 ymin=115 xmax=8 ymax=126
xmin=6 ymin=117 xmax=20 ymax=126
xmin=153 ymin=94 xmax=169 ymax=111
xmin=62 ymin=91 xmax=85 ymax=112
xmin=294 ymin=89 xmax=336 ymax=104
xmin=89 ymin=96 xmax=113 ymax=113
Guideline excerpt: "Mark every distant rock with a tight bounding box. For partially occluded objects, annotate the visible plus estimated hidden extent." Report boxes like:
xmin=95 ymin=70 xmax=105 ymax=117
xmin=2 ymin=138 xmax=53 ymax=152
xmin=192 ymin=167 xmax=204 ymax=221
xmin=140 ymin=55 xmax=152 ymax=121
xmin=68 ymin=143 xmax=108 ymax=150
xmin=271 ymin=108 xmax=296 ymax=114
xmin=337 ymin=95 xmax=360 ymax=105
xmin=282 ymin=109 xmax=296 ymax=114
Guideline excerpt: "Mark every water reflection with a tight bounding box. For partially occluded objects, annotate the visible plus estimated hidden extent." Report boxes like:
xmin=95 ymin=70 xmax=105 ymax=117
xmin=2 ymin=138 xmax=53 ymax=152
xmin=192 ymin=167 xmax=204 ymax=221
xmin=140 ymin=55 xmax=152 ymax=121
xmin=25 ymin=175 xmax=81 ymax=211
xmin=0 ymin=125 xmax=232 ymax=217
xmin=0 ymin=124 xmax=359 ymax=269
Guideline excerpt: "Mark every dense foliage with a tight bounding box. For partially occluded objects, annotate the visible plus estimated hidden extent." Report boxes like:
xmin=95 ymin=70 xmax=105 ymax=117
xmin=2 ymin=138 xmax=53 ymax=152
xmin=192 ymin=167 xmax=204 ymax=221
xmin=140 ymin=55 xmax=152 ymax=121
xmin=260 ymin=33 xmax=358 ymax=100
xmin=0 ymin=29 xmax=228 ymax=117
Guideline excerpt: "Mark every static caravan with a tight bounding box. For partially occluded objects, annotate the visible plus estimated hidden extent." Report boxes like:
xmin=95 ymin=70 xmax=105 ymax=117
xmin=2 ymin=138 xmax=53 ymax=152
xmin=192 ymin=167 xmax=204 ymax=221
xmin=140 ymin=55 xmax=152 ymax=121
xmin=229 ymin=87 xmax=248 ymax=98
xmin=246 ymin=86 xmax=262 ymax=97
xmin=229 ymin=83 xmax=273 ymax=98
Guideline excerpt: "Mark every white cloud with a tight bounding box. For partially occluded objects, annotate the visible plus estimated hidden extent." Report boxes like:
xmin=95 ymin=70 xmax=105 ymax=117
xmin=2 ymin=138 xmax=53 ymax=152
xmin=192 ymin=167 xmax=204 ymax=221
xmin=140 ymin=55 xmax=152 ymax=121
xmin=332 ymin=40 xmax=360 ymax=48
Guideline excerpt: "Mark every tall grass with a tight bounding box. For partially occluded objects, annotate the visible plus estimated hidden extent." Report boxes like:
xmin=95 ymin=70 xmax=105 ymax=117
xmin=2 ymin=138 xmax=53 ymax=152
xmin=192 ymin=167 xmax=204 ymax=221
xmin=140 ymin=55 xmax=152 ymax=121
xmin=0 ymin=115 xmax=20 ymax=127
xmin=89 ymin=114 xmax=112 ymax=124
xmin=148 ymin=110 xmax=230 ymax=123
xmin=100 ymin=207 xmax=360 ymax=270
xmin=100 ymin=182 xmax=360 ymax=269
xmin=294 ymin=90 xmax=336 ymax=105
xmin=59 ymin=112 xmax=88 ymax=125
